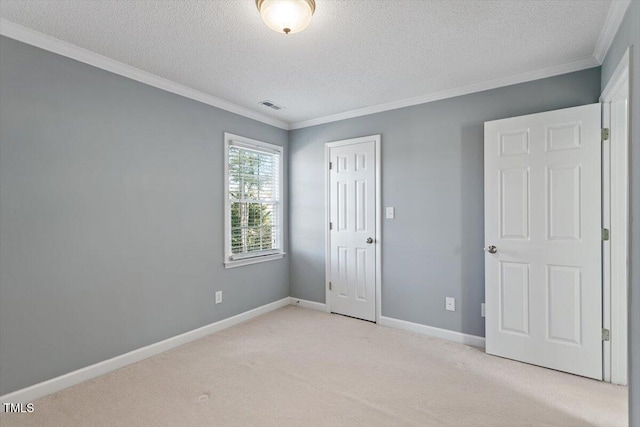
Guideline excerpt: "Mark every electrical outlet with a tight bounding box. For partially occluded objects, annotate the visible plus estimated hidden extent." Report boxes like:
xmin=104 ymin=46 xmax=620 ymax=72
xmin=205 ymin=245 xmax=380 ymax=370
xmin=481 ymin=303 xmax=486 ymax=318
xmin=215 ymin=291 xmax=222 ymax=304
xmin=445 ymin=297 xmax=455 ymax=312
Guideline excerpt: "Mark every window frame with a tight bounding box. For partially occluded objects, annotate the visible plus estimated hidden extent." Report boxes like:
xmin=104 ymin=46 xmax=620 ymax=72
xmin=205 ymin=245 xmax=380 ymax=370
xmin=223 ymin=133 xmax=285 ymax=268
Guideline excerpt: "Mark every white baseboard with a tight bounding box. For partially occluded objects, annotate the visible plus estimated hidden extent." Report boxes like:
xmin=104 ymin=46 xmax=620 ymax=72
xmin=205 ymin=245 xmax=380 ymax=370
xmin=288 ymin=297 xmax=327 ymax=312
xmin=0 ymin=297 xmax=290 ymax=404
xmin=379 ymin=316 xmax=486 ymax=349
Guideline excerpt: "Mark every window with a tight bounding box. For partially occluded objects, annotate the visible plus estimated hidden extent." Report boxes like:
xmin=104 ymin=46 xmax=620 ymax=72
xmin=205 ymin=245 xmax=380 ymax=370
xmin=224 ymin=133 xmax=284 ymax=268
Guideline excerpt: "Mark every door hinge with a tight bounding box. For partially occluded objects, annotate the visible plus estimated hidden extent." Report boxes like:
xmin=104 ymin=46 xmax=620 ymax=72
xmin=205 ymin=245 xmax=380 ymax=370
xmin=602 ymin=328 xmax=610 ymax=341
xmin=602 ymin=228 xmax=610 ymax=241
xmin=329 ymin=222 xmax=333 ymax=230
xmin=601 ymin=128 xmax=610 ymax=141
xmin=329 ymin=282 xmax=332 ymax=291
xmin=329 ymin=162 xmax=333 ymax=170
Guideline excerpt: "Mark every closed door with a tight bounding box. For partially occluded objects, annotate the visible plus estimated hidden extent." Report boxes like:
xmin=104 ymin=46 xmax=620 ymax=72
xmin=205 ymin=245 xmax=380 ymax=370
xmin=484 ymin=103 xmax=602 ymax=379
xmin=328 ymin=138 xmax=377 ymax=322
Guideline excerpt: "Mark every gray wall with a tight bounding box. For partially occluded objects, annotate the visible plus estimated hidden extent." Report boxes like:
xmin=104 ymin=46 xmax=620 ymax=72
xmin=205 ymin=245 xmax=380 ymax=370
xmin=0 ymin=36 xmax=289 ymax=395
xmin=289 ymin=68 xmax=601 ymax=338
xmin=601 ymin=2 xmax=640 ymax=425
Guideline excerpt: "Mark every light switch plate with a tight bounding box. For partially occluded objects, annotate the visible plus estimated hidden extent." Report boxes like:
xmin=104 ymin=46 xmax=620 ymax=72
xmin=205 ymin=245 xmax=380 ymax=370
xmin=481 ymin=303 xmax=486 ymax=318
xmin=385 ymin=207 xmax=395 ymax=219
xmin=215 ymin=291 xmax=222 ymax=304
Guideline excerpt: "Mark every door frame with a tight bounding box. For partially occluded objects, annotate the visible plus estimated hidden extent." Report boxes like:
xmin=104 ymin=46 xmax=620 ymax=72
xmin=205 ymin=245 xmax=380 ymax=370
xmin=324 ymin=135 xmax=382 ymax=323
xmin=600 ymin=47 xmax=631 ymax=385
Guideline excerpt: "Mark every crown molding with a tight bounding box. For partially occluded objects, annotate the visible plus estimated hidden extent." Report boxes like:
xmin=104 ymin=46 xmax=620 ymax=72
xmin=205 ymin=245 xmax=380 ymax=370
xmin=2 ymin=7 xmax=625 ymax=134
xmin=593 ymin=0 xmax=631 ymax=63
xmin=289 ymin=56 xmax=600 ymax=130
xmin=0 ymin=19 xmax=289 ymax=130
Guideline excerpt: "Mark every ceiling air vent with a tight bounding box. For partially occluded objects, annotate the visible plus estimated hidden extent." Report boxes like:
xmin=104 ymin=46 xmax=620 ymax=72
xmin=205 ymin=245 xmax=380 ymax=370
xmin=259 ymin=100 xmax=284 ymax=110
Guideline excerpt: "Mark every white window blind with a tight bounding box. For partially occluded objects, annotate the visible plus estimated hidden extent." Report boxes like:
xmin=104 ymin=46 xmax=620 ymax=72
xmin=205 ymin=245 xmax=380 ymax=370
xmin=224 ymin=134 xmax=283 ymax=267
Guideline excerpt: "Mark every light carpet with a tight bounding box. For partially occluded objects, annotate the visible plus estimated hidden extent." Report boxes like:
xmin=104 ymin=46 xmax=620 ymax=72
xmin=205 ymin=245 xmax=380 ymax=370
xmin=0 ymin=306 xmax=627 ymax=426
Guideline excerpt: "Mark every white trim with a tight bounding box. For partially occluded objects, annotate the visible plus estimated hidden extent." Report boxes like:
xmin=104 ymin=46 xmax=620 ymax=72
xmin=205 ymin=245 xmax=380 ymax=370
xmin=375 ymin=137 xmax=382 ymax=324
xmin=600 ymin=47 xmax=631 ymax=101
xmin=324 ymin=144 xmax=333 ymax=315
xmin=379 ymin=316 xmax=486 ymax=349
xmin=325 ymin=135 xmax=382 ymax=323
xmin=288 ymin=297 xmax=327 ymax=311
xmin=2 ymin=17 xmax=620 ymax=133
xmin=600 ymin=48 xmax=630 ymax=386
xmin=602 ymin=98 xmax=612 ymax=383
xmin=593 ymin=0 xmax=632 ymax=63
xmin=0 ymin=297 xmax=290 ymax=404
xmin=289 ymin=57 xmax=599 ymax=130
xmin=224 ymin=253 xmax=285 ymax=268
xmin=0 ymin=18 xmax=289 ymax=130
xmin=223 ymin=133 xmax=285 ymax=269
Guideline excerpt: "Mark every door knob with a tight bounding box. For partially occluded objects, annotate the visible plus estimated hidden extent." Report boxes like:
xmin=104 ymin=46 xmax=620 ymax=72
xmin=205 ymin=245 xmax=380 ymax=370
xmin=485 ymin=245 xmax=497 ymax=254
xmin=366 ymin=237 xmax=374 ymax=244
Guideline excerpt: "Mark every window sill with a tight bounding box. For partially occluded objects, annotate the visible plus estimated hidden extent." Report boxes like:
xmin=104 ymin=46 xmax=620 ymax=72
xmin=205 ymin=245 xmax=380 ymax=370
xmin=224 ymin=253 xmax=285 ymax=269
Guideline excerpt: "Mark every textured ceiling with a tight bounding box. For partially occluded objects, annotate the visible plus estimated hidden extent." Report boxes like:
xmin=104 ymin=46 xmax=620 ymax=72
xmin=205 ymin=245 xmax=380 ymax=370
xmin=0 ymin=1 xmax=613 ymax=125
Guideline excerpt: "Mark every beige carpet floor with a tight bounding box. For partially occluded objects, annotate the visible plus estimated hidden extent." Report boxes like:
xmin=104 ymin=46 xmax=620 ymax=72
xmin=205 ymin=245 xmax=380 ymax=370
xmin=0 ymin=306 xmax=628 ymax=427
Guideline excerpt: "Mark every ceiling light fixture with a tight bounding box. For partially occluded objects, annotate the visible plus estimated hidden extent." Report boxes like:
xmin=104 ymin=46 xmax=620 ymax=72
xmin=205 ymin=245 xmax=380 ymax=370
xmin=256 ymin=0 xmax=316 ymax=35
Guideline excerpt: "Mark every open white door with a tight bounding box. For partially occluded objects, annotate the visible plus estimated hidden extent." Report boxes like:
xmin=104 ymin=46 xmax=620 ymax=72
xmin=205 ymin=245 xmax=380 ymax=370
xmin=327 ymin=136 xmax=379 ymax=322
xmin=484 ymin=104 xmax=602 ymax=379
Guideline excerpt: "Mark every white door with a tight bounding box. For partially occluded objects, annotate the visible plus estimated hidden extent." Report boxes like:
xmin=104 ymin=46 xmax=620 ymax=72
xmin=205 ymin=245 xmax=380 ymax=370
xmin=484 ymin=104 xmax=602 ymax=379
xmin=328 ymin=137 xmax=377 ymax=322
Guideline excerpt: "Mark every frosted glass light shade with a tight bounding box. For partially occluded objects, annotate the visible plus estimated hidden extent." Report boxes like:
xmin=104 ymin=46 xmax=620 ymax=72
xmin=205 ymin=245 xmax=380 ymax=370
xmin=256 ymin=0 xmax=316 ymax=34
